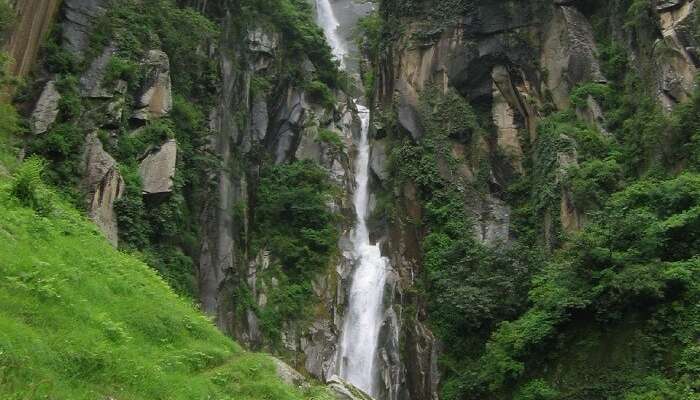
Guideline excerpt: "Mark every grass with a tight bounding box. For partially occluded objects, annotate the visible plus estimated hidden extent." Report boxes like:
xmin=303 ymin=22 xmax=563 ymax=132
xmin=0 ymin=172 xmax=331 ymax=400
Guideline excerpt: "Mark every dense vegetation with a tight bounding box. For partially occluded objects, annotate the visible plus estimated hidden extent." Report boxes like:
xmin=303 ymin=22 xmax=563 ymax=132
xmin=248 ymin=160 xmax=341 ymax=348
xmin=365 ymin=0 xmax=700 ymax=399
xmin=0 ymin=147 xmax=331 ymax=400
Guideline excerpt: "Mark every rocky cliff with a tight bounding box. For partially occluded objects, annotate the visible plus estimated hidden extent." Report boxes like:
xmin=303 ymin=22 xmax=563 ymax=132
xmin=4 ymin=0 xmax=700 ymax=400
xmin=363 ymin=0 xmax=700 ymax=399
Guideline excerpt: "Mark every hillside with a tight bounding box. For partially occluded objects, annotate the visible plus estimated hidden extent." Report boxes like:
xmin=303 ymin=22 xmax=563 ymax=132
xmin=0 ymin=159 xmax=332 ymax=399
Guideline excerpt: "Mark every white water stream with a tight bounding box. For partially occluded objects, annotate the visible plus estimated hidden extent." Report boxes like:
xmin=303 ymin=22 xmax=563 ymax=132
xmin=315 ymin=1 xmax=389 ymax=397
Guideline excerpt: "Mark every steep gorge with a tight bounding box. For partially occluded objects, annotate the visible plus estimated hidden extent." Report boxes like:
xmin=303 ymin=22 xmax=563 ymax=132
xmin=1 ymin=0 xmax=699 ymax=400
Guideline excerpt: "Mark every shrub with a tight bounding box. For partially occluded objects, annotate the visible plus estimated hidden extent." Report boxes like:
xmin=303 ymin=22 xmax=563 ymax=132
xmin=10 ymin=156 xmax=52 ymax=213
xmin=304 ymin=80 xmax=335 ymax=109
xmin=316 ymin=129 xmax=344 ymax=152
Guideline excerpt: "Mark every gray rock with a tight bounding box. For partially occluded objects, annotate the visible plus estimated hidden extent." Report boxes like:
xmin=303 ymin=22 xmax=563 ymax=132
xmin=133 ymin=50 xmax=173 ymax=120
xmin=542 ymin=5 xmax=606 ymax=109
xmin=30 ymin=80 xmax=61 ymax=135
xmin=82 ymin=132 xmax=124 ymax=246
xmin=473 ymin=194 xmax=511 ymax=245
xmin=139 ymin=139 xmax=177 ymax=196
xmin=301 ymin=320 xmax=338 ymax=380
xmin=247 ymin=27 xmax=280 ymax=71
xmin=326 ymin=376 xmax=374 ymax=400
xmin=396 ymin=79 xmax=423 ymax=140
xmin=370 ymin=140 xmax=389 ymax=181
xmin=250 ymin=95 xmax=269 ymax=141
xmin=62 ymin=0 xmax=108 ymax=56
xmin=80 ymin=46 xmax=126 ymax=99
xmin=272 ymin=358 xmax=309 ymax=389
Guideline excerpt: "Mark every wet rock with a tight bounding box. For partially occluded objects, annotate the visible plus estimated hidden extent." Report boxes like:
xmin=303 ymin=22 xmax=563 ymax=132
xmin=30 ymin=80 xmax=61 ymax=135
xmin=82 ymin=132 xmax=124 ymax=246
xmin=138 ymin=139 xmax=177 ymax=197
xmin=133 ymin=50 xmax=173 ymax=120
xmin=326 ymin=376 xmax=374 ymax=400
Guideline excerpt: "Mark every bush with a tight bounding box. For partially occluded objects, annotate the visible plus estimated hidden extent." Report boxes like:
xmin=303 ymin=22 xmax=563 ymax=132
xmin=304 ymin=80 xmax=335 ymax=109
xmin=10 ymin=156 xmax=52 ymax=213
xmin=316 ymin=128 xmax=344 ymax=152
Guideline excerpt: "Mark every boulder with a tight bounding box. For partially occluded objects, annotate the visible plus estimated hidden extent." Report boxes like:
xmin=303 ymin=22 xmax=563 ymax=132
xmin=133 ymin=50 xmax=173 ymax=120
xmin=138 ymin=139 xmax=177 ymax=197
xmin=272 ymin=358 xmax=309 ymax=389
xmin=326 ymin=376 xmax=374 ymax=400
xmin=83 ymin=132 xmax=124 ymax=246
xmin=30 ymin=80 xmax=61 ymax=135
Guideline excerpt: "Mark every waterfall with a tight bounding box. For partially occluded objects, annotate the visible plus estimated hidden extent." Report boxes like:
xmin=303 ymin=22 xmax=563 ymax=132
xmin=315 ymin=1 xmax=389 ymax=397
xmin=315 ymin=0 xmax=348 ymax=67
xmin=337 ymin=103 xmax=389 ymax=397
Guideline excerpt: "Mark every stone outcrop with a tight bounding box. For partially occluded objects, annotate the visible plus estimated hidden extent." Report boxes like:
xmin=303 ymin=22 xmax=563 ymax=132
xmin=80 ymin=45 xmax=127 ymax=99
xmin=654 ymin=0 xmax=699 ymax=110
xmin=542 ymin=5 xmax=606 ymax=109
xmin=273 ymin=358 xmax=309 ymax=389
xmin=61 ymin=0 xmax=108 ymax=56
xmin=138 ymin=139 xmax=177 ymax=197
xmin=30 ymin=80 xmax=61 ymax=135
xmin=133 ymin=50 xmax=173 ymax=120
xmin=326 ymin=376 xmax=374 ymax=400
xmin=82 ymin=132 xmax=124 ymax=246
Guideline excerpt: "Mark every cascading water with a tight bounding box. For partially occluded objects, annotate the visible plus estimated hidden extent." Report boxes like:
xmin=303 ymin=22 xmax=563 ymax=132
xmin=315 ymin=0 xmax=348 ymax=67
xmin=315 ymin=1 xmax=389 ymax=397
xmin=337 ymin=104 xmax=389 ymax=397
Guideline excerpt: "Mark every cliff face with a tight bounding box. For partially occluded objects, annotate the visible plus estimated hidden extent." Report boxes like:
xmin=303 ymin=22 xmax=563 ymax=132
xmin=8 ymin=0 xmax=700 ymax=399
xmin=367 ymin=0 xmax=700 ymax=399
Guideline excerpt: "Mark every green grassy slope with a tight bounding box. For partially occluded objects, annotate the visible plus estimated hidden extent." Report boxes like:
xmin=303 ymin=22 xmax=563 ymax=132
xmin=0 ymin=167 xmax=329 ymax=400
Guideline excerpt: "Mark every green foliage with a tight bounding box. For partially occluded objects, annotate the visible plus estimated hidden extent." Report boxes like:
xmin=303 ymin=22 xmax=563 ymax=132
xmin=514 ymin=380 xmax=559 ymax=400
xmin=245 ymin=0 xmax=342 ymax=88
xmin=115 ymin=164 xmax=151 ymax=250
xmin=316 ymin=128 xmax=344 ymax=152
xmin=29 ymin=122 xmax=84 ymax=191
xmin=0 ymin=175 xmax=331 ymax=399
xmin=90 ymin=0 xmax=219 ymax=98
xmin=304 ymin=80 xmax=336 ymax=109
xmin=9 ymin=156 xmax=52 ymax=213
xmin=116 ymin=120 xmax=175 ymax=162
xmin=0 ymin=100 xmax=23 ymax=170
xmin=0 ymin=0 xmax=13 ymax=38
xmin=251 ymin=160 xmax=340 ymax=344
xmin=419 ymin=84 xmax=479 ymax=143
xmin=471 ymin=173 xmax=700 ymax=396
xmin=104 ymin=55 xmax=139 ymax=85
